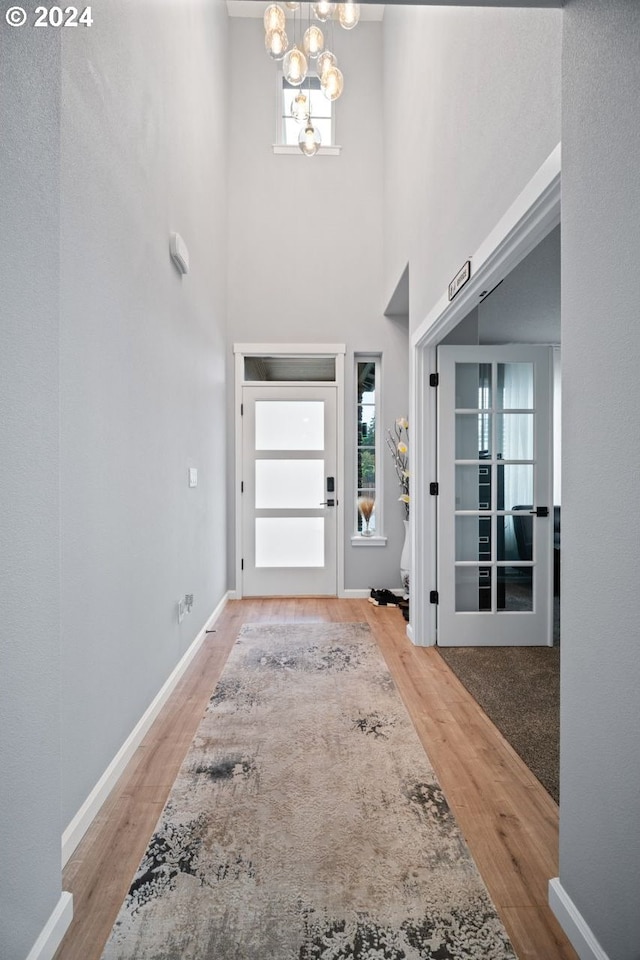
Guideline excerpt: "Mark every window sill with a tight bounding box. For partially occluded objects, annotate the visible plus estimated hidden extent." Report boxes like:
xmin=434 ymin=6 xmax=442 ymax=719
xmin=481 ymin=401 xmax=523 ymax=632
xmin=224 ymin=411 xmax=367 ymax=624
xmin=273 ymin=144 xmax=342 ymax=156
xmin=351 ymin=535 xmax=387 ymax=547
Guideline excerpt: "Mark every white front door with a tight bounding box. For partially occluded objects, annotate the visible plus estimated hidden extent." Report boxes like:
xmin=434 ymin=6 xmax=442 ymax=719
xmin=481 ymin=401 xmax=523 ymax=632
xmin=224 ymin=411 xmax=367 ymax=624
xmin=437 ymin=345 xmax=553 ymax=646
xmin=241 ymin=385 xmax=338 ymax=597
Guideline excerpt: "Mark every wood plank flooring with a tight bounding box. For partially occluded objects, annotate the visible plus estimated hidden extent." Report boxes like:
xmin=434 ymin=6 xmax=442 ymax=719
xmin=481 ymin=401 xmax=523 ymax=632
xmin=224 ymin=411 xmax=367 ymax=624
xmin=54 ymin=598 xmax=576 ymax=960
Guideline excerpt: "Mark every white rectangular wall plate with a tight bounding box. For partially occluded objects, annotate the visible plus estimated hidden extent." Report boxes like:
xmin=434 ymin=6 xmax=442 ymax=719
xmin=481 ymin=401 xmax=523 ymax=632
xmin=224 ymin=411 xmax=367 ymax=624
xmin=188 ymin=467 xmax=198 ymax=487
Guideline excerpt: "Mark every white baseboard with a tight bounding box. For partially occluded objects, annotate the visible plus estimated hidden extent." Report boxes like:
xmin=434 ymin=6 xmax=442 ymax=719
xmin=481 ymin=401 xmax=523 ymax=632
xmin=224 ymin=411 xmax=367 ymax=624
xmin=549 ymin=878 xmax=611 ymax=960
xmin=26 ymin=892 xmax=73 ymax=960
xmin=406 ymin=623 xmax=414 ymax=643
xmin=340 ymin=588 xmax=405 ymax=599
xmin=227 ymin=589 xmax=238 ymax=600
xmin=61 ymin=591 xmax=231 ymax=866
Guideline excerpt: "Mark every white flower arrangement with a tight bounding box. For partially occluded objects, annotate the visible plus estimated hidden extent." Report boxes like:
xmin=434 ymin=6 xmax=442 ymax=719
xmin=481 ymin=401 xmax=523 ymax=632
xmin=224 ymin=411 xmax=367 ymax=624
xmin=386 ymin=417 xmax=409 ymax=519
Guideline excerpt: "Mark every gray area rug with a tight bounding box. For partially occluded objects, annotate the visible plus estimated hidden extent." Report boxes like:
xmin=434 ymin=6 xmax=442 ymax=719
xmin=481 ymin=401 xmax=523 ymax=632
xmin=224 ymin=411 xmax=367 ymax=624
xmin=102 ymin=622 xmax=516 ymax=959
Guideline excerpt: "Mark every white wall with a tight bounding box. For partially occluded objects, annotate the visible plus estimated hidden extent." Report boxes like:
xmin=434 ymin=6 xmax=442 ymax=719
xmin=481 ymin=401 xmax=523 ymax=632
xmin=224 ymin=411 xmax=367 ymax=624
xmin=0 ymin=22 xmax=63 ymax=959
xmin=59 ymin=0 xmax=229 ymax=829
xmin=227 ymin=18 xmax=409 ymax=591
xmin=478 ymin=225 xmax=561 ymax=345
xmin=557 ymin=1 xmax=640 ymax=956
xmin=383 ymin=5 xmax=562 ymax=332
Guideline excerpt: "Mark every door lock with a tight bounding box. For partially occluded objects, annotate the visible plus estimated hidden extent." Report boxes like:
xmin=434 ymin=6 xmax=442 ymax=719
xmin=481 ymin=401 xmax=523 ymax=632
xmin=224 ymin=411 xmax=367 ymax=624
xmin=320 ymin=499 xmax=335 ymax=507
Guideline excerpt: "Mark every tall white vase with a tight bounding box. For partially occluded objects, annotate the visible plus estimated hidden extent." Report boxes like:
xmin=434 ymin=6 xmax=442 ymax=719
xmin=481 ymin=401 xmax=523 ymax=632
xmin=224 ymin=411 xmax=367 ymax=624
xmin=400 ymin=518 xmax=411 ymax=597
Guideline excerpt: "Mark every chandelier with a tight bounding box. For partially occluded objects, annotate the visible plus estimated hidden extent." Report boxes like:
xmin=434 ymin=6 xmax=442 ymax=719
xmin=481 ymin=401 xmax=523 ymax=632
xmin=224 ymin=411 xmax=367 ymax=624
xmin=263 ymin=2 xmax=360 ymax=156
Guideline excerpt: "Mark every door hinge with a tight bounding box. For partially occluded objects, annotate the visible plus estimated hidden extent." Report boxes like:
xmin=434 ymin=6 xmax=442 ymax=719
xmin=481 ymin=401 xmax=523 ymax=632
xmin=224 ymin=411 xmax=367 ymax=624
xmin=241 ymin=558 xmax=244 ymax=570
xmin=429 ymin=482 xmax=439 ymax=496
xmin=429 ymin=373 xmax=439 ymax=387
xmin=241 ymin=481 xmax=244 ymax=493
xmin=430 ymin=590 xmax=439 ymax=604
xmin=240 ymin=403 xmax=244 ymax=416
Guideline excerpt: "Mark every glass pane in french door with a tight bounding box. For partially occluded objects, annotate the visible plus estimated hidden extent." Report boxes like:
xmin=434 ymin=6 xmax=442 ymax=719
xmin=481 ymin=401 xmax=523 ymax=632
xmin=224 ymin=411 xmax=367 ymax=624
xmin=453 ymin=360 xmax=536 ymax=614
xmin=437 ymin=344 xmax=553 ymax=646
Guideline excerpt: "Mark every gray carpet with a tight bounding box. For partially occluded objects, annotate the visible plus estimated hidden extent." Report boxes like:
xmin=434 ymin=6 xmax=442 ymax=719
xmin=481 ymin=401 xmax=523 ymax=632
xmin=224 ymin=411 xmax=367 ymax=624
xmin=102 ymin=622 xmax=516 ymax=959
xmin=437 ymin=599 xmax=560 ymax=802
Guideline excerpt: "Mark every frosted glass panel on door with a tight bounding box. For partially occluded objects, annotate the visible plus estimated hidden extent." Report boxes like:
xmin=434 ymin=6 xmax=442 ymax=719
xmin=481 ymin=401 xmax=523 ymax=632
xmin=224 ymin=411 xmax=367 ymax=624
xmin=255 ymin=460 xmax=325 ymax=509
xmin=255 ymin=517 xmax=324 ymax=567
xmin=255 ymin=401 xmax=324 ymax=451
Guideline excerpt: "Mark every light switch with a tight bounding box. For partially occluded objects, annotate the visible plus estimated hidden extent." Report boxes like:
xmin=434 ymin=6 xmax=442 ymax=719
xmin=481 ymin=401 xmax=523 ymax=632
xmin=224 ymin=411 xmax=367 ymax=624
xmin=189 ymin=467 xmax=198 ymax=488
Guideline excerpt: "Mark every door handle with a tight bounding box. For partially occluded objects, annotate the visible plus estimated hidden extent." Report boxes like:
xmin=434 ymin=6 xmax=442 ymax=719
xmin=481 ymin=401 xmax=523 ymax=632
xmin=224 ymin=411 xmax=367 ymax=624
xmin=529 ymin=506 xmax=549 ymax=517
xmin=320 ymin=499 xmax=335 ymax=507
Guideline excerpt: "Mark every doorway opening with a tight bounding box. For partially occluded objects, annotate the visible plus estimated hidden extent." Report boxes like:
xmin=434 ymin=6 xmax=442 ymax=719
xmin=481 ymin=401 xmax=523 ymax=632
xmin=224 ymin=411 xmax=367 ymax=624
xmin=409 ymin=148 xmax=561 ymax=800
xmin=410 ymin=143 xmax=561 ymax=649
xmin=234 ymin=344 xmax=345 ymax=598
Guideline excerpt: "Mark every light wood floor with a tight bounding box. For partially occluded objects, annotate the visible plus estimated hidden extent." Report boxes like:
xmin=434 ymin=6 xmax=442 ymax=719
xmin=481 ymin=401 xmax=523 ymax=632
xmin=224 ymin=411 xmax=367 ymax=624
xmin=54 ymin=598 xmax=576 ymax=960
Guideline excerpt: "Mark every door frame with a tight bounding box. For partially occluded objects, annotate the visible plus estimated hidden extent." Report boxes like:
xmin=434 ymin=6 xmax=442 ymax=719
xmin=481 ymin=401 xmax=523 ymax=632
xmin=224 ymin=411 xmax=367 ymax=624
xmin=233 ymin=343 xmax=346 ymax=599
xmin=409 ymin=144 xmax=561 ymax=647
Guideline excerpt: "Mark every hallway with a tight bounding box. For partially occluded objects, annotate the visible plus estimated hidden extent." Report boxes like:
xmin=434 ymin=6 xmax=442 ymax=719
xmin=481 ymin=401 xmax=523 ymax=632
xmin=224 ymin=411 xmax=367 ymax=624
xmin=55 ymin=599 xmax=575 ymax=960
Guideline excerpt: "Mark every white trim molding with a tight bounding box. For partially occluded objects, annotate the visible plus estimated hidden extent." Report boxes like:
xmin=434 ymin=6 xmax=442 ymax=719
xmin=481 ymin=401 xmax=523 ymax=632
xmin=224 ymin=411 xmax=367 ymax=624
xmin=233 ymin=343 xmax=347 ymax=357
xmin=411 ymin=143 xmax=561 ymax=352
xmin=273 ymin=145 xmax=342 ymax=157
xmin=61 ymin=592 xmax=231 ymax=866
xmin=409 ymin=143 xmax=561 ymax=649
xmin=549 ymin=879 xmax=612 ymax=960
xmin=25 ymin=892 xmax=73 ymax=960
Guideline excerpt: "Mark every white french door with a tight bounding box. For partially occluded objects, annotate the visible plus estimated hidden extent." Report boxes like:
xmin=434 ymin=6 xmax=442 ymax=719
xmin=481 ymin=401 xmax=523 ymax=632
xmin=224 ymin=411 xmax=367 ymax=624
xmin=437 ymin=345 xmax=553 ymax=646
xmin=241 ymin=385 xmax=338 ymax=596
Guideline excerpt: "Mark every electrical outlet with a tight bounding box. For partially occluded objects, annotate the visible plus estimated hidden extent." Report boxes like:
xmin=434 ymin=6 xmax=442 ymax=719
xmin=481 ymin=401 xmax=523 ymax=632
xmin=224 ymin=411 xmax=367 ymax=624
xmin=185 ymin=593 xmax=194 ymax=613
xmin=177 ymin=599 xmax=185 ymax=623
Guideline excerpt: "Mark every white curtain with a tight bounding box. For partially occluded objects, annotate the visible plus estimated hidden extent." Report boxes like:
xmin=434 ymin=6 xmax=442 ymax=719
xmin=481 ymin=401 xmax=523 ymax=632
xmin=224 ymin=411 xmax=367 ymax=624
xmin=500 ymin=364 xmax=534 ymax=559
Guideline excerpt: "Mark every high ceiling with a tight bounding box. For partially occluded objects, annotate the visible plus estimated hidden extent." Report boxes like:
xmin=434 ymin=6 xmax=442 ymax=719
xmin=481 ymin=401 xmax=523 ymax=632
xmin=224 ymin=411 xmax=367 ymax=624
xmin=226 ymin=2 xmax=385 ymax=19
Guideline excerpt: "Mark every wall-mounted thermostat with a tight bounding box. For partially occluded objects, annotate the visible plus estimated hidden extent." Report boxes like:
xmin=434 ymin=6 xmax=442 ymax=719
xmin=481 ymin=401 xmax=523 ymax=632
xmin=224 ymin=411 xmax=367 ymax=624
xmin=170 ymin=232 xmax=189 ymax=275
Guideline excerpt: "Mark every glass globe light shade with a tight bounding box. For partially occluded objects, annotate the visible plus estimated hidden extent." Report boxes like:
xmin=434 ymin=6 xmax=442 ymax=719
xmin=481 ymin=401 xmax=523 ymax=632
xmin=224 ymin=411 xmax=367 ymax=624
xmin=283 ymin=45 xmax=308 ymax=86
xmin=263 ymin=3 xmax=285 ymax=32
xmin=265 ymin=27 xmax=288 ymax=60
xmin=313 ymin=1 xmax=334 ymax=21
xmin=338 ymin=2 xmax=360 ymax=29
xmin=303 ymin=24 xmax=324 ymax=59
xmin=321 ymin=65 xmax=344 ymax=101
xmin=291 ymin=91 xmax=310 ymax=122
xmin=298 ymin=121 xmax=321 ymax=157
xmin=285 ymin=1 xmax=299 ymax=7
xmin=316 ymin=49 xmax=336 ymax=81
